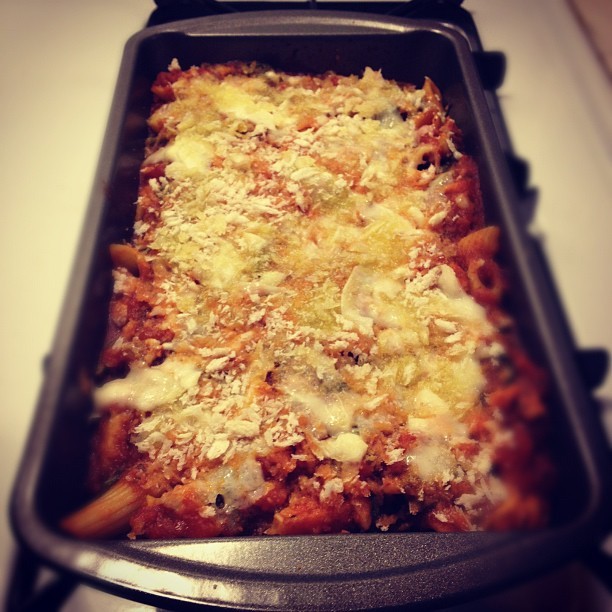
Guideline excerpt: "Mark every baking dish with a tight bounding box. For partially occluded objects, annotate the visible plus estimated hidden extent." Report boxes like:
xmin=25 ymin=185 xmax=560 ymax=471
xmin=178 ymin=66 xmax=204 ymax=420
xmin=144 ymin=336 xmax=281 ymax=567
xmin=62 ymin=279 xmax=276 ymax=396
xmin=10 ymin=10 xmax=610 ymax=611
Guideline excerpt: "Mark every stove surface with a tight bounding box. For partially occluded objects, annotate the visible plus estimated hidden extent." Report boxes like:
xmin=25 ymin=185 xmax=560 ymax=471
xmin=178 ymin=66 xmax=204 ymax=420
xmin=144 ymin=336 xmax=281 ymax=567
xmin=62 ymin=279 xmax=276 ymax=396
xmin=1 ymin=0 xmax=610 ymax=610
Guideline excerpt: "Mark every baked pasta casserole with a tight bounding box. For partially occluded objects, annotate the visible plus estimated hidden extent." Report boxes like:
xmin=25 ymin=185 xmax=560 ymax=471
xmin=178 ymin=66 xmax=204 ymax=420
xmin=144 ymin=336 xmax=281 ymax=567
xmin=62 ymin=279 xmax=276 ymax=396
xmin=62 ymin=61 xmax=552 ymax=539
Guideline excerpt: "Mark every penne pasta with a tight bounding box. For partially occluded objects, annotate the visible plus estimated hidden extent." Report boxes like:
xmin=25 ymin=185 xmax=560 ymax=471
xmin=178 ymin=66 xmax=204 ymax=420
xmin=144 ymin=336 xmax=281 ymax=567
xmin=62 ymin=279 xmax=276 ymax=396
xmin=62 ymin=478 xmax=145 ymax=539
xmin=467 ymin=258 xmax=505 ymax=304
xmin=109 ymin=244 xmax=148 ymax=278
xmin=458 ymin=225 xmax=500 ymax=260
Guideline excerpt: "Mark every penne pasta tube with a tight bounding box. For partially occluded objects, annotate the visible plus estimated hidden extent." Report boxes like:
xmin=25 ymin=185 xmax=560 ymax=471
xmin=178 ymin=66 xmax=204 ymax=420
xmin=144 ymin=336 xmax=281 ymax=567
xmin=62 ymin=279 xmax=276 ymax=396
xmin=467 ymin=258 xmax=504 ymax=304
xmin=109 ymin=243 xmax=148 ymax=278
xmin=61 ymin=478 xmax=145 ymax=539
xmin=457 ymin=225 xmax=500 ymax=260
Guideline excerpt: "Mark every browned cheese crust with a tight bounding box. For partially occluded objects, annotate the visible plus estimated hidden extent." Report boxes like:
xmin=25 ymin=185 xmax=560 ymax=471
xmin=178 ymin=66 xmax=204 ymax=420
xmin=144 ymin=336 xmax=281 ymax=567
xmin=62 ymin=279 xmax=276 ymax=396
xmin=62 ymin=61 xmax=553 ymax=539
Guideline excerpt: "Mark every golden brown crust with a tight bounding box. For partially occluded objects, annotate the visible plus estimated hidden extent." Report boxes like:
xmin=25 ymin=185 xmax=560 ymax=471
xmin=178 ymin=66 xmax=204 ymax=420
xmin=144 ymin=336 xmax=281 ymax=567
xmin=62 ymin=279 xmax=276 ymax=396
xmin=63 ymin=61 xmax=551 ymax=539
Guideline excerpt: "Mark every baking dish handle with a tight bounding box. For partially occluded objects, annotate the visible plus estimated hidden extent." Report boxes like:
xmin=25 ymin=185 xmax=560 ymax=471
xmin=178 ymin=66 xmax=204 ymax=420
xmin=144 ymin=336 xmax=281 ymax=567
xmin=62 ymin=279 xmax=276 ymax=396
xmin=147 ymin=0 xmax=483 ymax=43
xmin=153 ymin=0 xmax=465 ymax=9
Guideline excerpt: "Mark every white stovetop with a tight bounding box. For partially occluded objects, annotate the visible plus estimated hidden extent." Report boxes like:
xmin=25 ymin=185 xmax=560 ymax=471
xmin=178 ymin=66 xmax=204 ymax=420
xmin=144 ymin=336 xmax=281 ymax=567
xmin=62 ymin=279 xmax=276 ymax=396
xmin=1 ymin=0 xmax=610 ymax=609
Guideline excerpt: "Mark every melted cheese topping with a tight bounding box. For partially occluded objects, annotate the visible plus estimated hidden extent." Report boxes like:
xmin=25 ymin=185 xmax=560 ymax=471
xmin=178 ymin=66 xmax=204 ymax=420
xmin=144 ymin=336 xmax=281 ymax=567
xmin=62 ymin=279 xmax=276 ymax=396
xmin=97 ymin=63 xmax=511 ymax=525
xmin=94 ymin=358 xmax=201 ymax=411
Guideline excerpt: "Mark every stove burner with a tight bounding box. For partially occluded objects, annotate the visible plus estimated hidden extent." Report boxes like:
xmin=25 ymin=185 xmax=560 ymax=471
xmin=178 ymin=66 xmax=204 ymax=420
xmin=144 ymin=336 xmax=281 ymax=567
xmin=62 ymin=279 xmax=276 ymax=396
xmin=149 ymin=0 xmax=471 ymax=28
xmin=6 ymin=3 xmax=560 ymax=611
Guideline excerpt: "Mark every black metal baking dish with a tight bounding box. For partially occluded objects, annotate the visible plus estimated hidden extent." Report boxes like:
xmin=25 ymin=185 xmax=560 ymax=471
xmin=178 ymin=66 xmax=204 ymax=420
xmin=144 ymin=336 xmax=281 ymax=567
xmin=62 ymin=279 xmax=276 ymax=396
xmin=10 ymin=7 xmax=611 ymax=612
